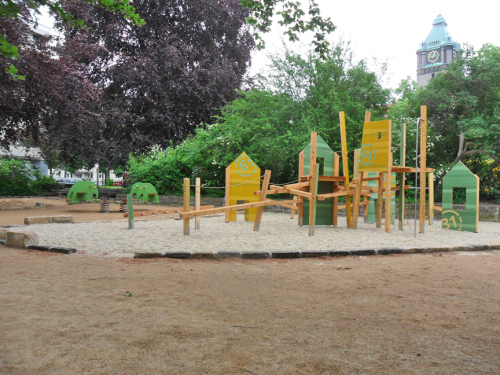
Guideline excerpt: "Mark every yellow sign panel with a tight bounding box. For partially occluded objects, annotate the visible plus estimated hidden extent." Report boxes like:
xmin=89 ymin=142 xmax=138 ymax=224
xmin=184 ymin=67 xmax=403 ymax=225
xmin=227 ymin=152 xmax=261 ymax=222
xmin=358 ymin=120 xmax=392 ymax=172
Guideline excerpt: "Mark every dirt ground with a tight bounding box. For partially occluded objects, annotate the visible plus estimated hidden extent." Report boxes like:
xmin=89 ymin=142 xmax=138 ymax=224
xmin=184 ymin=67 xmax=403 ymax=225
xmin=1 ymin=248 xmax=499 ymax=374
xmin=0 ymin=197 xmax=178 ymax=226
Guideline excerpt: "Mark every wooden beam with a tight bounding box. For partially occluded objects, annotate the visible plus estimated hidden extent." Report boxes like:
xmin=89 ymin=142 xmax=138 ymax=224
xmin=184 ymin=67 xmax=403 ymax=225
xmin=352 ymin=172 xmax=363 ymax=228
xmin=309 ymin=163 xmax=319 ymax=236
xmin=384 ymin=171 xmax=391 ymax=233
xmin=225 ymin=166 xmax=230 ymax=223
xmin=254 ymin=170 xmax=272 ymax=231
xmin=333 ymin=153 xmax=339 ymax=226
xmin=124 ymin=205 xmax=215 ymax=218
xmin=361 ymin=112 xmax=372 ymax=224
xmin=291 ymin=196 xmax=298 ymax=219
xmin=180 ymin=199 xmax=295 ymax=219
xmin=399 ymin=122 xmax=407 ymax=230
xmin=310 ymin=132 xmax=317 ymax=171
xmin=376 ymin=173 xmax=383 ymax=228
xmin=283 ymin=188 xmax=312 ymax=199
xmin=339 ymin=111 xmax=353 ymax=228
xmin=183 ymin=178 xmax=190 ymax=235
xmin=433 ymin=205 xmax=442 ymax=212
xmin=317 ymin=190 xmax=355 ymax=200
xmin=195 ymin=177 xmax=201 ymax=230
xmin=420 ymin=105 xmax=427 ymax=233
xmin=428 ymin=172 xmax=434 ymax=225
xmin=385 ymin=154 xmax=393 ymax=233
xmin=338 ymin=201 xmax=370 ymax=210
xmin=298 ymin=150 xmax=305 ymax=227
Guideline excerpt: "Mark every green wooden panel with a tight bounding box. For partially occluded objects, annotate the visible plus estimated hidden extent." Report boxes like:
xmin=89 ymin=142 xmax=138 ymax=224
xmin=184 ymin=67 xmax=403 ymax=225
xmin=302 ymin=135 xmax=335 ymax=226
xmin=67 ymin=181 xmax=99 ymax=204
xmin=303 ymin=181 xmax=334 ymax=225
xmin=442 ymin=161 xmax=479 ymax=233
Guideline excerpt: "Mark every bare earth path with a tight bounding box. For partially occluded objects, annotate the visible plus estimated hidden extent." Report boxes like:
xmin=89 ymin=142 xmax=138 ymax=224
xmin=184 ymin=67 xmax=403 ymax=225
xmin=1 ymin=248 xmax=499 ymax=374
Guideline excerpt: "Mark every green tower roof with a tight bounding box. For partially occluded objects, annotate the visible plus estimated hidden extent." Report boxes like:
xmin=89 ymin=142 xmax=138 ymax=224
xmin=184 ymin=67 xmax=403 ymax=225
xmin=417 ymin=14 xmax=461 ymax=52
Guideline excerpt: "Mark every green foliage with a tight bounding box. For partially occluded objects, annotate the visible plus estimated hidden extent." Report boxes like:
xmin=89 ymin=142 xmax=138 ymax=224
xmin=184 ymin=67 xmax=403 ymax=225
xmin=127 ymin=43 xmax=390 ymax=195
xmin=1 ymin=0 xmax=144 ymax=79
xmin=0 ymin=158 xmax=59 ymax=196
xmin=389 ymin=44 xmax=500 ymax=201
xmin=240 ymin=0 xmax=336 ymax=58
xmin=105 ymin=177 xmax=114 ymax=186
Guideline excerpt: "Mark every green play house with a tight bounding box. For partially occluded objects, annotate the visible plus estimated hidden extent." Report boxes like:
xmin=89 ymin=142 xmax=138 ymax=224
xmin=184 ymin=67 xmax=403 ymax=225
xmin=441 ymin=161 xmax=479 ymax=233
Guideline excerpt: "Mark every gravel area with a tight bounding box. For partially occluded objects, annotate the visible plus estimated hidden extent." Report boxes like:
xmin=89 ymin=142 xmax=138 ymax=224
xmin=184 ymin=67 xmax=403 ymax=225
xmin=9 ymin=213 xmax=500 ymax=257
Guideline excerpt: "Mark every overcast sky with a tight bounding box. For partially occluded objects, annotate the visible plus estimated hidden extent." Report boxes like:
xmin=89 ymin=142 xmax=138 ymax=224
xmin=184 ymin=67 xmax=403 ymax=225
xmin=249 ymin=0 xmax=500 ymax=90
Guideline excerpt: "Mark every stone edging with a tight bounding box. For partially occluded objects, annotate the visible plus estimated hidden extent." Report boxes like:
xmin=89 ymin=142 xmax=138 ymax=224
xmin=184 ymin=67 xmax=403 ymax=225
xmin=133 ymin=244 xmax=500 ymax=259
xmin=1 ymin=239 xmax=498 ymax=258
xmin=0 ymin=240 xmax=77 ymax=254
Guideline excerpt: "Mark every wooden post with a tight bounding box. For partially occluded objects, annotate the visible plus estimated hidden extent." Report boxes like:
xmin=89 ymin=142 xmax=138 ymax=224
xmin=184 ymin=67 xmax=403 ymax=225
xmin=254 ymin=170 xmax=272 ymax=231
xmin=225 ymin=167 xmax=230 ymax=223
xmin=291 ymin=196 xmax=298 ymax=219
xmin=339 ymin=112 xmax=353 ymax=228
xmin=360 ymin=111 xmax=371 ymax=225
xmin=127 ymin=194 xmax=134 ymax=229
xmin=195 ymin=177 xmax=201 ymax=230
xmin=333 ymin=153 xmax=339 ymax=226
xmin=428 ymin=172 xmax=434 ymax=225
xmin=298 ymin=150 xmax=305 ymax=227
xmin=309 ymin=163 xmax=319 ymax=236
xmin=309 ymin=132 xmax=317 ymax=232
xmin=385 ymin=154 xmax=392 ymax=233
xmin=399 ymin=123 xmax=406 ymax=230
xmin=419 ymin=105 xmax=427 ymax=233
xmin=183 ymin=178 xmax=190 ymax=235
xmin=310 ymin=132 xmax=317 ymax=170
xmin=376 ymin=173 xmax=383 ymax=228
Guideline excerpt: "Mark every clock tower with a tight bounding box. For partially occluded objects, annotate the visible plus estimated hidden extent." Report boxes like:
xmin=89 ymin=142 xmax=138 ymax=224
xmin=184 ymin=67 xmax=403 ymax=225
xmin=416 ymin=14 xmax=461 ymax=86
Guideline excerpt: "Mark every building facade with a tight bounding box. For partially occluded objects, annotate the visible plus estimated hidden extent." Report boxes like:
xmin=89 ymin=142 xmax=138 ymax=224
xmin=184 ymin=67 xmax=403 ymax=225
xmin=416 ymin=14 xmax=461 ymax=86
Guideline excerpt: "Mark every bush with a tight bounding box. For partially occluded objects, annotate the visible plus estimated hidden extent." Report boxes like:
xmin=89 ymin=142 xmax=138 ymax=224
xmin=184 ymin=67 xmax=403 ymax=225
xmin=0 ymin=158 xmax=59 ymax=196
xmin=106 ymin=177 xmax=114 ymax=187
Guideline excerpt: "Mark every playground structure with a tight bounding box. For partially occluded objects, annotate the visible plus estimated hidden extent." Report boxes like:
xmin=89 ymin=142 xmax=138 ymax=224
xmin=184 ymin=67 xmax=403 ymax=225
xmin=130 ymin=182 xmax=160 ymax=204
xmin=66 ymin=181 xmax=99 ymax=204
xmin=123 ymin=105 xmax=478 ymax=236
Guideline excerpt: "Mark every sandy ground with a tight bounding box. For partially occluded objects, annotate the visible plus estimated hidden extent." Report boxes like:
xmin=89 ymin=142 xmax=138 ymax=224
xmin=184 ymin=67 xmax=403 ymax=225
xmin=6 ymin=213 xmax=500 ymax=256
xmin=0 ymin=248 xmax=499 ymax=374
xmin=0 ymin=197 xmax=180 ymax=226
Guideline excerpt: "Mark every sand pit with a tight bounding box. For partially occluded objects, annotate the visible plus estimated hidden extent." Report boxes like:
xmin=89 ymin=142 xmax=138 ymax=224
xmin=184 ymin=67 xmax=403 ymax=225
xmin=8 ymin=212 xmax=500 ymax=257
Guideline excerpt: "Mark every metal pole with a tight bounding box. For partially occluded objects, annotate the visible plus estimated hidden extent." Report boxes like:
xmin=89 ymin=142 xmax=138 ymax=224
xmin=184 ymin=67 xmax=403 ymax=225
xmin=127 ymin=194 xmax=134 ymax=229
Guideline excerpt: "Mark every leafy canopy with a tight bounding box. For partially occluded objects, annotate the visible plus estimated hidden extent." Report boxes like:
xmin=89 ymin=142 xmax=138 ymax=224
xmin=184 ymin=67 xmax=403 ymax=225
xmin=0 ymin=0 xmax=145 ymax=78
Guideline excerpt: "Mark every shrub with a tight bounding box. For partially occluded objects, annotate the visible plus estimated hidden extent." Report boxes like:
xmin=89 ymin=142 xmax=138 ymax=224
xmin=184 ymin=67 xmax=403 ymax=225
xmin=0 ymin=158 xmax=59 ymax=196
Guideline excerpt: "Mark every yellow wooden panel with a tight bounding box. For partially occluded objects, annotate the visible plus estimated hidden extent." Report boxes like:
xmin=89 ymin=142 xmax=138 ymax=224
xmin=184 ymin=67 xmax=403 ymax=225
xmin=359 ymin=120 xmax=392 ymax=172
xmin=227 ymin=152 xmax=261 ymax=222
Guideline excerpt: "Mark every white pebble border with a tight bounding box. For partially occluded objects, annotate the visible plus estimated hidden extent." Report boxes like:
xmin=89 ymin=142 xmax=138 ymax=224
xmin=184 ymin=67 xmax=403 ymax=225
xmin=7 ymin=213 xmax=500 ymax=258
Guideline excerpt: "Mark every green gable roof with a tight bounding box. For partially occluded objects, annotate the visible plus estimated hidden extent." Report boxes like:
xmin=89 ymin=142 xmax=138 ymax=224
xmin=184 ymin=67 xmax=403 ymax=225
xmin=417 ymin=14 xmax=461 ymax=52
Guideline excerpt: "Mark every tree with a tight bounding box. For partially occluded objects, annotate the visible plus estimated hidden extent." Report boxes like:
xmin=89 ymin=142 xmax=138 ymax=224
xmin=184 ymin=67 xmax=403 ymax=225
xmin=126 ymin=43 xmax=391 ymax=194
xmin=259 ymin=42 xmax=390 ymax=170
xmin=0 ymin=0 xmax=144 ymax=78
xmin=56 ymin=0 xmax=257 ymax=165
xmin=417 ymin=44 xmax=500 ymax=165
xmin=0 ymin=15 xmax=106 ymax=168
xmin=240 ymin=0 xmax=335 ymax=58
xmin=1 ymin=0 xmax=334 ymax=78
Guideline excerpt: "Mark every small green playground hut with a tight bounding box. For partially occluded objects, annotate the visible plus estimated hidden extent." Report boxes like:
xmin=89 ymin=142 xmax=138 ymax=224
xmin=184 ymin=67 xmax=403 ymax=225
xmin=442 ymin=161 xmax=479 ymax=233
xmin=67 ymin=181 xmax=99 ymax=204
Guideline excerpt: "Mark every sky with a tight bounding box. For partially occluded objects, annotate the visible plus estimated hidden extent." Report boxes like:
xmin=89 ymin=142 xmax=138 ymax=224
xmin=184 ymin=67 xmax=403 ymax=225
xmin=248 ymin=0 xmax=500 ymax=90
